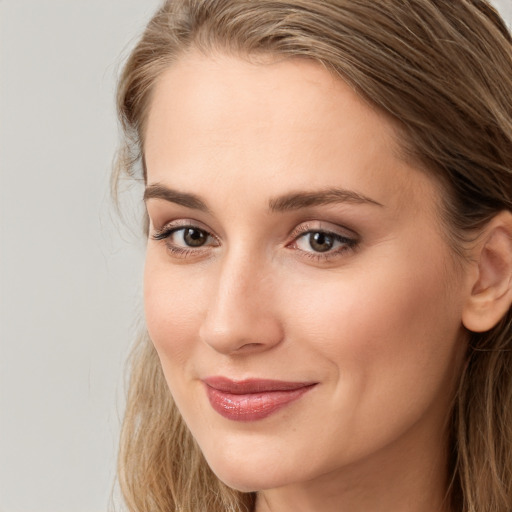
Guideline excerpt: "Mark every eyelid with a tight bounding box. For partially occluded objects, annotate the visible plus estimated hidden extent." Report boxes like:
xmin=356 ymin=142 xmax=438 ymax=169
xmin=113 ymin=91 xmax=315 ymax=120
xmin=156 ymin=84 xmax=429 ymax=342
xmin=288 ymin=221 xmax=358 ymax=241
xmin=151 ymin=218 xmax=216 ymax=238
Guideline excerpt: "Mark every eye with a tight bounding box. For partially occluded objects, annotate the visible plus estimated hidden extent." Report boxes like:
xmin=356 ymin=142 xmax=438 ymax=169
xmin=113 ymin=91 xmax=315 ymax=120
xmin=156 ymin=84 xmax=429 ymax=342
xmin=290 ymin=227 xmax=358 ymax=258
xmin=173 ymin=227 xmax=209 ymax=247
xmin=298 ymin=231 xmax=337 ymax=253
xmin=151 ymin=223 xmax=219 ymax=256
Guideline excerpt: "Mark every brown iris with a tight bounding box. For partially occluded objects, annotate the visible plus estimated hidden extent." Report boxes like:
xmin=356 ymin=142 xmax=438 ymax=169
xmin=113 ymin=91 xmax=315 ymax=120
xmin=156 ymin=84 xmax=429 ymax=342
xmin=183 ymin=228 xmax=208 ymax=247
xmin=309 ymin=232 xmax=335 ymax=252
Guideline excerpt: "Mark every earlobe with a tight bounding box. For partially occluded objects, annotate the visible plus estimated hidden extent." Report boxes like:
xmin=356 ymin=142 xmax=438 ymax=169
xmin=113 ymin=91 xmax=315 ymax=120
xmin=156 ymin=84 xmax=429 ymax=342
xmin=462 ymin=211 xmax=512 ymax=333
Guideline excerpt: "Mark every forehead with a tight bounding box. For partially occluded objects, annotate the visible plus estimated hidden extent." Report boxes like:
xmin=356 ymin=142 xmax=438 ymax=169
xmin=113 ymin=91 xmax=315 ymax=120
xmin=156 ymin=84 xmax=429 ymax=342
xmin=144 ymin=50 xmax=438 ymax=213
xmin=145 ymin=50 xmax=394 ymax=151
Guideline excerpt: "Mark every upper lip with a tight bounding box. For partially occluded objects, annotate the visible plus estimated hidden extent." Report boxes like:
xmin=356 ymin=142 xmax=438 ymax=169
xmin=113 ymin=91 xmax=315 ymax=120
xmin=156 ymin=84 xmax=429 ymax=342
xmin=202 ymin=376 xmax=317 ymax=394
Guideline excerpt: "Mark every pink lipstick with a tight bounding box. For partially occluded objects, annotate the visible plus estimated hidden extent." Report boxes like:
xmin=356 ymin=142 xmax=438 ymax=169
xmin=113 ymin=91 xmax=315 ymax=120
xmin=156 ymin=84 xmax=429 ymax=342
xmin=203 ymin=377 xmax=316 ymax=421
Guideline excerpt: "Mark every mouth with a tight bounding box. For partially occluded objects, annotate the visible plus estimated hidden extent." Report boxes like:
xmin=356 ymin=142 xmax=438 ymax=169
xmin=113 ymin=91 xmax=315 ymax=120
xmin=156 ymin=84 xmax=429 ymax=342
xmin=202 ymin=376 xmax=317 ymax=422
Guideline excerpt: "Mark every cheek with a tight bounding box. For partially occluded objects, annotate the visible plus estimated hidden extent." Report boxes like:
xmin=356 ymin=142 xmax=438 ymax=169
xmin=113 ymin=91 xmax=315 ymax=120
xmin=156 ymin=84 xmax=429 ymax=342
xmin=281 ymin=248 xmax=465 ymax=416
xmin=143 ymin=250 xmax=208 ymax=368
xmin=285 ymin=257 xmax=455 ymax=345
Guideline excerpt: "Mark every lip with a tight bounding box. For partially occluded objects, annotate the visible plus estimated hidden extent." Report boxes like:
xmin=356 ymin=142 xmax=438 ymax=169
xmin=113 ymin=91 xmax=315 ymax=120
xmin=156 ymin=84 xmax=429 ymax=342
xmin=202 ymin=377 xmax=317 ymax=422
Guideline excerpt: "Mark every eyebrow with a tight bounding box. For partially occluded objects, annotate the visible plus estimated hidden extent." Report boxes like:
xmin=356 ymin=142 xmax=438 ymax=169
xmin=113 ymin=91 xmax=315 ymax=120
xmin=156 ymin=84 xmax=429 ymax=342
xmin=144 ymin=183 xmax=383 ymax=212
xmin=268 ymin=188 xmax=383 ymax=211
xmin=144 ymin=183 xmax=210 ymax=212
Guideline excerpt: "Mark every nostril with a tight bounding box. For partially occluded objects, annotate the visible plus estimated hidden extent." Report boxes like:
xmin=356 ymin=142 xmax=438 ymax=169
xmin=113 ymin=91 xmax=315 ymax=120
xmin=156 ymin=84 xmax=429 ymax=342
xmin=235 ymin=342 xmax=266 ymax=352
xmin=200 ymin=316 xmax=284 ymax=355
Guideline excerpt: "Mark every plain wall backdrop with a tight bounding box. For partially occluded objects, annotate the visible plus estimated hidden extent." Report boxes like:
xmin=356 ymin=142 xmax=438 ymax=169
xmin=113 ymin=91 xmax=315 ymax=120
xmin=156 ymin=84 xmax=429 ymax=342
xmin=0 ymin=1 xmax=510 ymax=511
xmin=0 ymin=2 xmax=160 ymax=511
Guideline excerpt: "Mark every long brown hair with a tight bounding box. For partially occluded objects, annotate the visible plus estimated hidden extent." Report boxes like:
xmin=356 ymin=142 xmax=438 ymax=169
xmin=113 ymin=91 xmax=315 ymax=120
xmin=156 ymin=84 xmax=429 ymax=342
xmin=114 ymin=1 xmax=512 ymax=511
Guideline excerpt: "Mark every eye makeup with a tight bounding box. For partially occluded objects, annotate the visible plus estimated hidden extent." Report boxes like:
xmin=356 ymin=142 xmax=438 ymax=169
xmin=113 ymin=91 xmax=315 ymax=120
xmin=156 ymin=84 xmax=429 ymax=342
xmin=150 ymin=217 xmax=360 ymax=264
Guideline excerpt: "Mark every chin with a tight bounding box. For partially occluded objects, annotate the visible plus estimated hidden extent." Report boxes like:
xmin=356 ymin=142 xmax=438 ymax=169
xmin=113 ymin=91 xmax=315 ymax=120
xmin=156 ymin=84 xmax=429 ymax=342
xmin=202 ymin=447 xmax=310 ymax=493
xmin=211 ymin=468 xmax=286 ymax=493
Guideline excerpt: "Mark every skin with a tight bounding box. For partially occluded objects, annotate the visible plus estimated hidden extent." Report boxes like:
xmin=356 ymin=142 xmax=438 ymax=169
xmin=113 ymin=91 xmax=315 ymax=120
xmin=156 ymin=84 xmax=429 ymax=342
xmin=143 ymin=50 xmax=473 ymax=512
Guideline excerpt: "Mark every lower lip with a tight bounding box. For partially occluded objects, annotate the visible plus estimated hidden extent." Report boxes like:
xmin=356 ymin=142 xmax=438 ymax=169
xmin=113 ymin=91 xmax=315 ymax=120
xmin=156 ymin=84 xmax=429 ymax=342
xmin=204 ymin=384 xmax=315 ymax=422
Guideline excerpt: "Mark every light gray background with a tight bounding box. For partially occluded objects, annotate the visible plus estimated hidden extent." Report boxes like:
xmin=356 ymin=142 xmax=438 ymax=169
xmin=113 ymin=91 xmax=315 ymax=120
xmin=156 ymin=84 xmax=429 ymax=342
xmin=0 ymin=1 xmax=510 ymax=511
xmin=0 ymin=2 xmax=160 ymax=511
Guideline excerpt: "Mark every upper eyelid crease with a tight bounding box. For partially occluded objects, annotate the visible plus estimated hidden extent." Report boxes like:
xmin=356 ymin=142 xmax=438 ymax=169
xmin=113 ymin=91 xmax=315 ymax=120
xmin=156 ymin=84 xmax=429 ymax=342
xmin=144 ymin=183 xmax=383 ymax=213
xmin=291 ymin=221 xmax=358 ymax=237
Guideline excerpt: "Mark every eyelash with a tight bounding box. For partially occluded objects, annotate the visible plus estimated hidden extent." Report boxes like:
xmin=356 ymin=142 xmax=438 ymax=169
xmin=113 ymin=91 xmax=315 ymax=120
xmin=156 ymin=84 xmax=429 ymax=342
xmin=151 ymin=222 xmax=359 ymax=261
xmin=152 ymin=223 xmax=219 ymax=259
xmin=288 ymin=223 xmax=358 ymax=262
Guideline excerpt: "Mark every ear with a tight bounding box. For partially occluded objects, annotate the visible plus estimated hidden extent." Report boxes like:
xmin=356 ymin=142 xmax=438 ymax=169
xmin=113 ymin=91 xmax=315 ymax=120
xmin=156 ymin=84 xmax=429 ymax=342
xmin=462 ymin=211 xmax=512 ymax=333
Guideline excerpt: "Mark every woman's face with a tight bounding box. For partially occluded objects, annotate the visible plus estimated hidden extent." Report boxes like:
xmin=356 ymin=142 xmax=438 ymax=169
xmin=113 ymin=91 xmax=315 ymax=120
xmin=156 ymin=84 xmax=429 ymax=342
xmin=143 ymin=51 xmax=470 ymax=494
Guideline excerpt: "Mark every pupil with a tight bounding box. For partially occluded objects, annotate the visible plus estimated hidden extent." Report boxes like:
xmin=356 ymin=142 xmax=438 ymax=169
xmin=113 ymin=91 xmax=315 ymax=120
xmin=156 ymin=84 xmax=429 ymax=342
xmin=184 ymin=228 xmax=206 ymax=247
xmin=309 ymin=232 xmax=334 ymax=252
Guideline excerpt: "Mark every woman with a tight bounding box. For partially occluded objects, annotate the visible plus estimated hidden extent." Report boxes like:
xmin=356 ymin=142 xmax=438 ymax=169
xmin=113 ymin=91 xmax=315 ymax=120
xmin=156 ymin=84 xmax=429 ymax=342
xmin=114 ymin=1 xmax=512 ymax=511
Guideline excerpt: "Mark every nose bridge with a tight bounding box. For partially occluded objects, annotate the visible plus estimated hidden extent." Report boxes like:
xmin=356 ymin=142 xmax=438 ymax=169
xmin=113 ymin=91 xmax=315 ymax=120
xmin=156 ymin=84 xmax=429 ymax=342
xmin=199 ymin=244 xmax=283 ymax=354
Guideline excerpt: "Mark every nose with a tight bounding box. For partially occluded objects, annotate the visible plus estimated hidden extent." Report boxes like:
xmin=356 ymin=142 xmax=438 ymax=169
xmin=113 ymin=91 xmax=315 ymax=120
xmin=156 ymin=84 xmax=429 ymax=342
xmin=199 ymin=249 xmax=284 ymax=355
